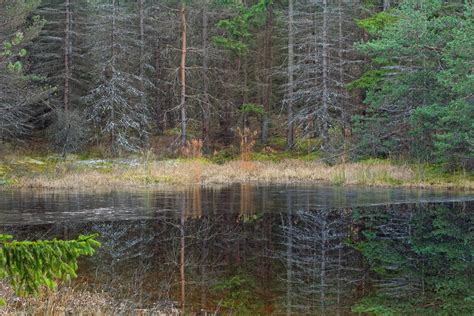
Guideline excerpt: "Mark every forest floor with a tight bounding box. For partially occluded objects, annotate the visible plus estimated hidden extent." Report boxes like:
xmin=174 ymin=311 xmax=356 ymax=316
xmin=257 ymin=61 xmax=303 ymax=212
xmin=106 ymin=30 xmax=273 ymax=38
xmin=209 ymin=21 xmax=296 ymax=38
xmin=0 ymin=153 xmax=472 ymax=190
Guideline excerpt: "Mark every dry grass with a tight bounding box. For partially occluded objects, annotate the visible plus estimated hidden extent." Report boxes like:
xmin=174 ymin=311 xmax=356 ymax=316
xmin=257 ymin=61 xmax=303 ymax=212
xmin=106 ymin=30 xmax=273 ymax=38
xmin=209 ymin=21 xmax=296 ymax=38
xmin=5 ymin=158 xmax=473 ymax=190
xmin=0 ymin=282 xmax=113 ymax=315
xmin=0 ymin=281 xmax=179 ymax=315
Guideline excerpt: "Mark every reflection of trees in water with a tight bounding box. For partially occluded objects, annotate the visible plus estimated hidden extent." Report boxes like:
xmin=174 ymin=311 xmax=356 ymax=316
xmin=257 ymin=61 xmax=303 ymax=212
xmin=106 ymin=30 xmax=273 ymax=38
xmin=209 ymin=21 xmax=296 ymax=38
xmin=351 ymin=202 xmax=474 ymax=315
xmin=240 ymin=183 xmax=255 ymax=219
xmin=278 ymin=203 xmax=364 ymax=315
xmin=3 ymin=193 xmax=470 ymax=314
xmin=90 ymin=221 xmax=155 ymax=307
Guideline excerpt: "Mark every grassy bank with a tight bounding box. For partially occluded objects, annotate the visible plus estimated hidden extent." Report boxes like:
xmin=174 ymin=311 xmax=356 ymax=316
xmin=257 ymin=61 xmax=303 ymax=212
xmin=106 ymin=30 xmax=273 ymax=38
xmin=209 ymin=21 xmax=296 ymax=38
xmin=0 ymin=154 xmax=472 ymax=190
xmin=0 ymin=281 xmax=179 ymax=315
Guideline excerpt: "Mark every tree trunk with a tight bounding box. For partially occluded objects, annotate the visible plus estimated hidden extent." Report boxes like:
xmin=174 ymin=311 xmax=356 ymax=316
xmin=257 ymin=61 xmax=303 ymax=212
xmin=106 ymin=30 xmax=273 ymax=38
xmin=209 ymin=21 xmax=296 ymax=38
xmin=287 ymin=0 xmax=295 ymax=149
xmin=110 ymin=0 xmax=117 ymax=154
xmin=154 ymin=37 xmax=163 ymax=131
xmin=320 ymin=0 xmax=330 ymax=149
xmin=383 ymin=0 xmax=390 ymax=11
xmin=202 ymin=3 xmax=211 ymax=146
xmin=179 ymin=3 xmax=187 ymax=147
xmin=261 ymin=3 xmax=273 ymax=144
xmin=64 ymin=0 xmax=71 ymax=113
xmin=338 ymin=0 xmax=349 ymax=162
xmin=139 ymin=0 xmax=145 ymax=108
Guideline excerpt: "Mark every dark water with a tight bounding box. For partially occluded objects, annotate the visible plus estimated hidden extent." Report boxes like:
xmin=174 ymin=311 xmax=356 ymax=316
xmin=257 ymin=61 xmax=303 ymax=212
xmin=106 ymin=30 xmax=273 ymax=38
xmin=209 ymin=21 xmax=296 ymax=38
xmin=0 ymin=184 xmax=473 ymax=315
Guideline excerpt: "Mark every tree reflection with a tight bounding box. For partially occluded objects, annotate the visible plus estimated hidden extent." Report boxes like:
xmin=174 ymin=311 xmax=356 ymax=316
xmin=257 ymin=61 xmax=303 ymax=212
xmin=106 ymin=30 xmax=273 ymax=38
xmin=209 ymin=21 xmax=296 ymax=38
xmin=278 ymin=205 xmax=363 ymax=315
xmin=351 ymin=203 xmax=474 ymax=315
xmin=1 ymin=187 xmax=471 ymax=315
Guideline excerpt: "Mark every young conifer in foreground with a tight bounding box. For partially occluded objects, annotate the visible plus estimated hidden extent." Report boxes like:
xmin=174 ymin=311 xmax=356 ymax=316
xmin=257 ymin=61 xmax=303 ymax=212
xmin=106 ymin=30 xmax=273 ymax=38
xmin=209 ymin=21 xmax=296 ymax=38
xmin=0 ymin=233 xmax=100 ymax=305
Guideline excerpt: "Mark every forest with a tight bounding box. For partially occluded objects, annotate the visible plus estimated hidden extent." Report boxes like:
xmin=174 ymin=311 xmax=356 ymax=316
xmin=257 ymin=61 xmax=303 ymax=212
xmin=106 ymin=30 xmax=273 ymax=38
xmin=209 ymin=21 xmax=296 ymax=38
xmin=1 ymin=0 xmax=471 ymax=172
xmin=0 ymin=1 xmax=473 ymax=313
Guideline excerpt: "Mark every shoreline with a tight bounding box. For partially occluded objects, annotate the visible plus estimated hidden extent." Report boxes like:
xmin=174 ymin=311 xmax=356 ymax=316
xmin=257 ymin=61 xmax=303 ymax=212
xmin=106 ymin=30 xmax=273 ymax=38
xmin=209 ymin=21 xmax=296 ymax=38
xmin=1 ymin=157 xmax=472 ymax=191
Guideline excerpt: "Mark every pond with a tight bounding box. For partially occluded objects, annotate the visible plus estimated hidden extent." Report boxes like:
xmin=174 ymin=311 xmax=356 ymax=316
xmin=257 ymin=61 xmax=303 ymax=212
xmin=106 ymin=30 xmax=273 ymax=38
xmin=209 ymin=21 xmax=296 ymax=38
xmin=1 ymin=184 xmax=473 ymax=315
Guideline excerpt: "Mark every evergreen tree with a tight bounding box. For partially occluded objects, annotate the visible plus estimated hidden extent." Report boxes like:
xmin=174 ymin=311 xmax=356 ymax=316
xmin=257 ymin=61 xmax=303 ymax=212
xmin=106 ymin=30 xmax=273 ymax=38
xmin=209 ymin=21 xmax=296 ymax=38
xmin=0 ymin=234 xmax=100 ymax=305
xmin=352 ymin=0 xmax=473 ymax=169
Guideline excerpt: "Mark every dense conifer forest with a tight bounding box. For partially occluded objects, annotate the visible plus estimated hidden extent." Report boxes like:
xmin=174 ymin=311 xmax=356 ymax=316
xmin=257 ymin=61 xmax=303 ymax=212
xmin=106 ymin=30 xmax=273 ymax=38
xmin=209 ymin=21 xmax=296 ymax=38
xmin=1 ymin=0 xmax=472 ymax=170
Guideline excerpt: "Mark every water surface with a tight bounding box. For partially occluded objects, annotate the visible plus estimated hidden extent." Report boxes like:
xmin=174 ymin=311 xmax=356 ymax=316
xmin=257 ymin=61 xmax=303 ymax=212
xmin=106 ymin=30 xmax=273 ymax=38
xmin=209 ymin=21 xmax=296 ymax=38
xmin=1 ymin=185 xmax=473 ymax=315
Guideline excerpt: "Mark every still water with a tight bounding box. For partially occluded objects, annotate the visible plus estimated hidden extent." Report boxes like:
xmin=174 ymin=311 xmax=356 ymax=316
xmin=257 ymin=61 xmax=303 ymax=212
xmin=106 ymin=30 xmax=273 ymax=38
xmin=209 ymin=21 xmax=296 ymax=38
xmin=1 ymin=184 xmax=473 ymax=315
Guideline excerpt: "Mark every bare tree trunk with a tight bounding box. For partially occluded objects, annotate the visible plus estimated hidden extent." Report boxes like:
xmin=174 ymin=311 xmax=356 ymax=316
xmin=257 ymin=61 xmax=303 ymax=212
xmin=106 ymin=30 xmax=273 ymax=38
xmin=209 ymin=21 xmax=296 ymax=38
xmin=338 ymin=0 xmax=348 ymax=162
xmin=287 ymin=0 xmax=295 ymax=149
xmin=110 ymin=0 xmax=117 ymax=154
xmin=202 ymin=3 xmax=211 ymax=145
xmin=383 ymin=0 xmax=390 ymax=11
xmin=179 ymin=3 xmax=187 ymax=147
xmin=139 ymin=0 xmax=145 ymax=108
xmin=320 ymin=0 xmax=330 ymax=149
xmin=64 ymin=0 xmax=71 ymax=113
xmin=154 ymin=37 xmax=163 ymax=131
xmin=261 ymin=3 xmax=273 ymax=144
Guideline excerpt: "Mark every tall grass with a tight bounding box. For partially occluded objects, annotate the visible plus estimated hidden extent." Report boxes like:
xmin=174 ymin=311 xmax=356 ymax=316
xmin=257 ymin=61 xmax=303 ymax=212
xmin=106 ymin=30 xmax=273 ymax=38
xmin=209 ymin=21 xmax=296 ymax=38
xmin=0 ymin=282 xmax=180 ymax=315
xmin=2 ymin=156 xmax=472 ymax=190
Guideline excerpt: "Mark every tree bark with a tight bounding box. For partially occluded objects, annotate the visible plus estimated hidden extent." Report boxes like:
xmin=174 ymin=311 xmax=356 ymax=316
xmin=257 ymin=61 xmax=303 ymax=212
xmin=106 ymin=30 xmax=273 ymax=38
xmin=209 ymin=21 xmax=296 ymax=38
xmin=179 ymin=3 xmax=187 ymax=147
xmin=261 ymin=3 xmax=273 ymax=144
xmin=64 ymin=0 xmax=71 ymax=113
xmin=139 ymin=0 xmax=145 ymax=108
xmin=338 ymin=0 xmax=349 ymax=162
xmin=320 ymin=0 xmax=330 ymax=149
xmin=154 ymin=37 xmax=163 ymax=131
xmin=202 ymin=3 xmax=211 ymax=145
xmin=287 ymin=0 xmax=295 ymax=149
xmin=110 ymin=0 xmax=117 ymax=154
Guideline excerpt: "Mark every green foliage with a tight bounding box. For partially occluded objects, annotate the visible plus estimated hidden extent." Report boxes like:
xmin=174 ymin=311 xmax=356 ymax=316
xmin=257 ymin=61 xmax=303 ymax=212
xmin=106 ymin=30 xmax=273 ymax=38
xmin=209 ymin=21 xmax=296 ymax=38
xmin=0 ymin=234 xmax=100 ymax=296
xmin=211 ymin=273 xmax=263 ymax=315
xmin=351 ymin=205 xmax=474 ymax=315
xmin=356 ymin=11 xmax=398 ymax=35
xmin=347 ymin=69 xmax=390 ymax=91
xmin=239 ymin=103 xmax=265 ymax=116
xmin=209 ymin=148 xmax=239 ymax=164
xmin=353 ymin=0 xmax=474 ymax=169
xmin=411 ymin=101 xmax=473 ymax=170
xmin=213 ymin=0 xmax=271 ymax=55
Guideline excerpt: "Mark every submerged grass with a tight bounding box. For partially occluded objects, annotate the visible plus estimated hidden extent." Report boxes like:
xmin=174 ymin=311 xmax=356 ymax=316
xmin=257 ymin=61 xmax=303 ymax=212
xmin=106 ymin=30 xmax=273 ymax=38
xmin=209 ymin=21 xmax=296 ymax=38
xmin=0 ymin=154 xmax=472 ymax=190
